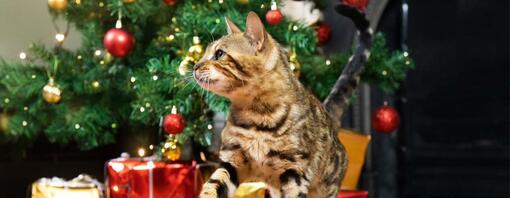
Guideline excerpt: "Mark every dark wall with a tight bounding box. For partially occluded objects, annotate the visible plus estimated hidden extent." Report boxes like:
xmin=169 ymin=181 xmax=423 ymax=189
xmin=395 ymin=0 xmax=509 ymax=197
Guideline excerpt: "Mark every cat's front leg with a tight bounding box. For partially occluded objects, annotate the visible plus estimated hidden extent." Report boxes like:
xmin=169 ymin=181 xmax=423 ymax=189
xmin=279 ymin=169 xmax=310 ymax=198
xmin=200 ymin=162 xmax=239 ymax=198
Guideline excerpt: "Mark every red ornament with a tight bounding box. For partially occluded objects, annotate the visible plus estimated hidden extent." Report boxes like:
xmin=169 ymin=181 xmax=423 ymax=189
xmin=265 ymin=9 xmax=283 ymax=25
xmin=342 ymin=0 xmax=369 ymax=12
xmin=163 ymin=113 xmax=185 ymax=134
xmin=371 ymin=104 xmax=400 ymax=133
xmin=316 ymin=22 xmax=332 ymax=45
xmin=163 ymin=0 xmax=176 ymax=5
xmin=103 ymin=28 xmax=135 ymax=58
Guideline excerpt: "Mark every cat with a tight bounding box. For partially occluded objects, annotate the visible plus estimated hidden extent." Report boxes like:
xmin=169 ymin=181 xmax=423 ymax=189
xmin=193 ymin=8 xmax=371 ymax=198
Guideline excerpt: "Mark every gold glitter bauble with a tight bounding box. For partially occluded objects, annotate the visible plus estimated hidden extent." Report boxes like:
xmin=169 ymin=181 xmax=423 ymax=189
xmin=188 ymin=44 xmax=204 ymax=61
xmin=48 ymin=0 xmax=68 ymax=11
xmin=163 ymin=143 xmax=182 ymax=161
xmin=42 ymin=78 xmax=62 ymax=104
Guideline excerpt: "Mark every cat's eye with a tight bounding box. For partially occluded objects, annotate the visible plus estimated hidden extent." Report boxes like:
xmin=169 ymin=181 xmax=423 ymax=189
xmin=214 ymin=49 xmax=225 ymax=60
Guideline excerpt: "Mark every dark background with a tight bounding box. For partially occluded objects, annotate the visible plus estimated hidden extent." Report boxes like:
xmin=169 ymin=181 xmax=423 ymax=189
xmin=0 ymin=0 xmax=508 ymax=197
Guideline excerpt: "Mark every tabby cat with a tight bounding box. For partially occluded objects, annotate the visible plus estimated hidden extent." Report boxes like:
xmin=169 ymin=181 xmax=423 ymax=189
xmin=193 ymin=8 xmax=371 ymax=198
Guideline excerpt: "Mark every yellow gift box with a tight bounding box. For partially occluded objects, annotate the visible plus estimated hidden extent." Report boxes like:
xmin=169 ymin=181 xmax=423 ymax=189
xmin=31 ymin=174 xmax=102 ymax=198
xmin=338 ymin=128 xmax=371 ymax=190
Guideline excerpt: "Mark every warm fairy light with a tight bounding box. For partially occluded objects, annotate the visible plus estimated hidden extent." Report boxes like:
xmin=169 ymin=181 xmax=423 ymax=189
xmin=171 ymin=17 xmax=177 ymax=23
xmin=403 ymin=51 xmax=409 ymax=57
xmin=75 ymin=0 xmax=81 ymax=5
xmin=149 ymin=145 xmax=154 ymax=150
xmin=130 ymin=76 xmax=136 ymax=83
xmin=31 ymin=74 xmax=36 ymax=79
xmin=215 ymin=18 xmax=221 ymax=24
xmin=207 ymin=124 xmax=213 ymax=130
xmin=325 ymin=59 xmax=331 ymax=65
xmin=100 ymin=60 xmax=105 ymax=65
xmin=137 ymin=148 xmax=146 ymax=157
xmin=55 ymin=33 xmax=65 ymax=42
xmin=112 ymin=185 xmax=119 ymax=192
xmin=218 ymin=0 xmax=224 ymax=4
xmin=75 ymin=123 xmax=81 ymax=129
xmin=98 ymin=2 xmax=104 ymax=7
xmin=171 ymin=106 xmax=177 ymax=114
xmin=23 ymin=106 xmax=28 ymax=111
xmin=139 ymin=107 xmax=145 ymax=112
xmin=77 ymin=55 xmax=82 ymax=59
xmin=19 ymin=52 xmax=27 ymax=60
xmin=260 ymin=4 xmax=265 ymax=9
xmin=22 ymin=121 xmax=28 ymax=127
xmin=200 ymin=152 xmax=207 ymax=161
xmin=174 ymin=27 xmax=180 ymax=32
xmin=166 ymin=34 xmax=175 ymax=42
xmin=164 ymin=142 xmax=171 ymax=149
xmin=145 ymin=103 xmax=151 ymax=108
xmin=4 ymin=98 xmax=10 ymax=104
xmin=152 ymin=75 xmax=158 ymax=81
xmin=292 ymin=25 xmax=298 ymax=31
xmin=405 ymin=60 xmax=411 ymax=65
xmin=382 ymin=70 xmax=388 ymax=76
xmin=92 ymin=80 xmax=100 ymax=88
xmin=111 ymin=123 xmax=117 ymax=129
xmin=94 ymin=50 xmax=102 ymax=56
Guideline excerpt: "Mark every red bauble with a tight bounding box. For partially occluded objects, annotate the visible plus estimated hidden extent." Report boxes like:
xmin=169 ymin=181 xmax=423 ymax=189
xmin=103 ymin=28 xmax=135 ymax=58
xmin=371 ymin=105 xmax=400 ymax=133
xmin=163 ymin=0 xmax=176 ymax=5
xmin=163 ymin=113 xmax=185 ymax=135
xmin=343 ymin=0 xmax=369 ymax=12
xmin=316 ymin=23 xmax=332 ymax=45
xmin=265 ymin=9 xmax=283 ymax=25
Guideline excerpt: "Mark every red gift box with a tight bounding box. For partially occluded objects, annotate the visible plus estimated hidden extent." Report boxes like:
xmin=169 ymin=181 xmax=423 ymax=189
xmin=106 ymin=158 xmax=203 ymax=198
xmin=339 ymin=191 xmax=369 ymax=198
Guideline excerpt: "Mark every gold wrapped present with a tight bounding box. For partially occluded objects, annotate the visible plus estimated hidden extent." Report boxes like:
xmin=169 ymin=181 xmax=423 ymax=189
xmin=338 ymin=128 xmax=371 ymax=190
xmin=234 ymin=182 xmax=268 ymax=198
xmin=31 ymin=174 xmax=102 ymax=198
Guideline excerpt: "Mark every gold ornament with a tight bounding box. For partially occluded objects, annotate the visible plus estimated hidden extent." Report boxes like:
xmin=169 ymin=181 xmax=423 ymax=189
xmin=289 ymin=48 xmax=301 ymax=78
xmin=162 ymin=135 xmax=181 ymax=161
xmin=178 ymin=56 xmax=193 ymax=76
xmin=237 ymin=0 xmax=249 ymax=4
xmin=188 ymin=36 xmax=204 ymax=61
xmin=0 ymin=112 xmax=10 ymax=132
xmin=42 ymin=78 xmax=62 ymax=104
xmin=48 ymin=0 xmax=68 ymax=11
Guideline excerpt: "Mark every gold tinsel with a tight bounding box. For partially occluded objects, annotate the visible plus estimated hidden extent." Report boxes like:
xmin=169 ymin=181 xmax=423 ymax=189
xmin=162 ymin=135 xmax=181 ymax=161
xmin=289 ymin=48 xmax=301 ymax=78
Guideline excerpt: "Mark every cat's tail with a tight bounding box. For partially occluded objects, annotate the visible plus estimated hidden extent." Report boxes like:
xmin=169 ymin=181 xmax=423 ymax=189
xmin=323 ymin=4 xmax=373 ymax=123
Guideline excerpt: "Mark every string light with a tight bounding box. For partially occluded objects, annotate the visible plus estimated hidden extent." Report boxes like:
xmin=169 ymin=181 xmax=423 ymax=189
xmin=111 ymin=123 xmax=117 ymax=129
xmin=92 ymin=80 xmax=100 ymax=88
xmin=325 ymin=59 xmax=331 ymax=65
xmin=145 ymin=103 xmax=151 ymax=108
xmin=98 ymin=2 xmax=104 ymax=7
xmin=31 ymin=74 xmax=36 ymax=79
xmin=75 ymin=123 xmax=81 ymax=129
xmin=55 ymin=33 xmax=66 ymax=42
xmin=4 ymin=98 xmax=10 ymax=104
xmin=22 ymin=121 xmax=28 ymax=127
xmin=207 ymin=124 xmax=213 ymax=130
xmin=403 ymin=51 xmax=409 ymax=57
xmin=292 ymin=25 xmax=298 ymax=31
xmin=149 ymin=145 xmax=154 ymax=150
xmin=94 ymin=50 xmax=102 ymax=56
xmin=137 ymin=148 xmax=146 ymax=157
xmin=152 ymin=75 xmax=158 ymax=81
xmin=139 ymin=107 xmax=146 ymax=112
xmin=382 ymin=70 xmax=388 ymax=76
xmin=19 ymin=52 xmax=27 ymax=60
xmin=23 ymin=106 xmax=28 ymax=111
xmin=77 ymin=55 xmax=82 ymax=60
xmin=130 ymin=76 xmax=136 ymax=83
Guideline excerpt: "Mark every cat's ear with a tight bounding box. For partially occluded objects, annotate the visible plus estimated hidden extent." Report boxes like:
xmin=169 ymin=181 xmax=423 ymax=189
xmin=225 ymin=17 xmax=241 ymax=34
xmin=245 ymin=11 xmax=266 ymax=51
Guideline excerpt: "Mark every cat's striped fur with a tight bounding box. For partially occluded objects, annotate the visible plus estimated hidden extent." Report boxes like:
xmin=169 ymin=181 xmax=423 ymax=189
xmin=193 ymin=8 xmax=371 ymax=198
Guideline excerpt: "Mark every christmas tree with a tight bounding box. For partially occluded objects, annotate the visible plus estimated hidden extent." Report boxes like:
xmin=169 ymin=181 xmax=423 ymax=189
xmin=0 ymin=0 xmax=412 ymax=151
